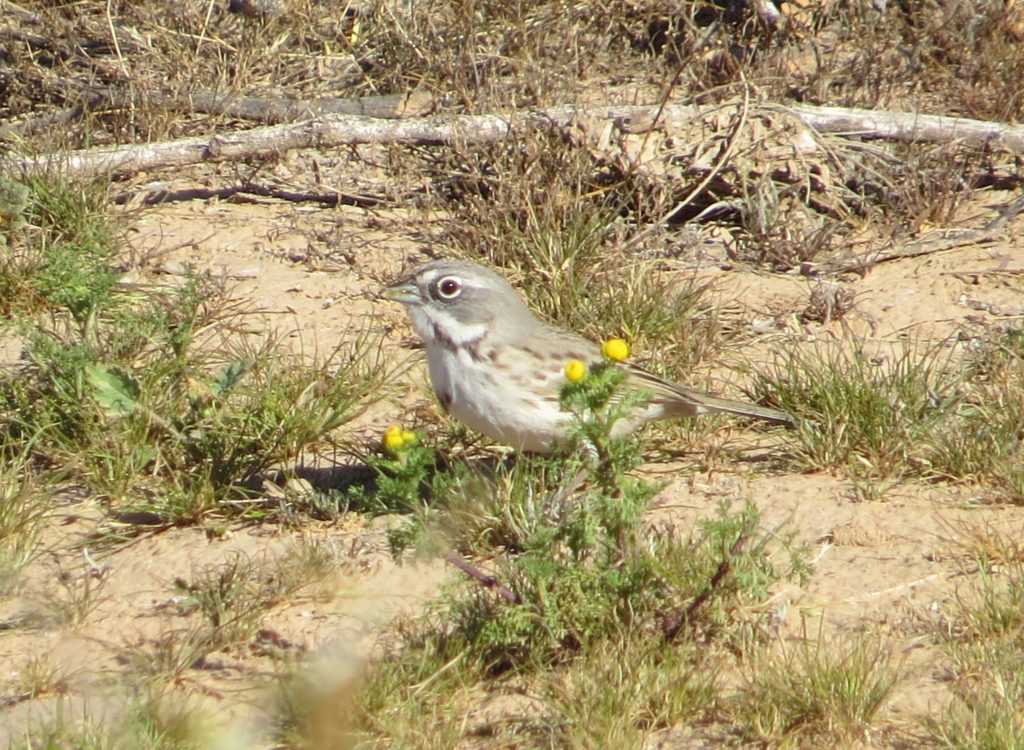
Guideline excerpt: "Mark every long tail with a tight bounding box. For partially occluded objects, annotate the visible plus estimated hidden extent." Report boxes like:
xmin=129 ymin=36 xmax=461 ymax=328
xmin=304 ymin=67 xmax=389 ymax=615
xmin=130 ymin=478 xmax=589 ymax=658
xmin=677 ymin=387 xmax=793 ymax=425
xmin=629 ymin=367 xmax=793 ymax=426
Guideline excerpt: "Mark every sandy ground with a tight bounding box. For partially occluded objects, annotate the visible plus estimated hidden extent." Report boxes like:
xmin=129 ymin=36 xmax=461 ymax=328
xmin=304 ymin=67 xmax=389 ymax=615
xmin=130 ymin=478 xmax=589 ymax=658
xmin=1 ymin=161 xmax=1023 ymax=745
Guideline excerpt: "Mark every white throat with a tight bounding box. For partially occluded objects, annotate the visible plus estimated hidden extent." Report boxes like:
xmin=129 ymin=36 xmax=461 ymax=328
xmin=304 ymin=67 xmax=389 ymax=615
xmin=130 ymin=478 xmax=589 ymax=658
xmin=408 ymin=305 xmax=489 ymax=350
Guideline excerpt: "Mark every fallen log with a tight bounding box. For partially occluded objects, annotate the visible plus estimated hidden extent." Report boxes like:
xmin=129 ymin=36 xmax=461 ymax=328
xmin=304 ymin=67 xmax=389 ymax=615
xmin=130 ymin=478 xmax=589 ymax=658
xmin=8 ymin=102 xmax=1024 ymax=180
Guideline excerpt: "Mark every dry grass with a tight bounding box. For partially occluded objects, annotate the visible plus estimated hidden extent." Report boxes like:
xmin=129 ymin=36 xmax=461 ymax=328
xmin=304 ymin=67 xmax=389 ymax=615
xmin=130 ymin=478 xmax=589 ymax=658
xmin=3 ymin=1 xmax=1024 ymax=748
xmin=5 ymin=1 xmax=1021 ymax=139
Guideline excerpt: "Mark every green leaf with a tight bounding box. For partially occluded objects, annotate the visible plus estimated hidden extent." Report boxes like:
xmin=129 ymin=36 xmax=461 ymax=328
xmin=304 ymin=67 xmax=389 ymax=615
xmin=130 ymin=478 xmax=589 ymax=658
xmin=212 ymin=358 xmax=254 ymax=396
xmin=86 ymin=363 xmax=140 ymax=417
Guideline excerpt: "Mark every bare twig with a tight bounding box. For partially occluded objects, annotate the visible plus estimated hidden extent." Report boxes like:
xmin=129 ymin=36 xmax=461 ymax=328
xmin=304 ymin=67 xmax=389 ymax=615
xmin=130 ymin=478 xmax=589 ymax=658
xmin=442 ymin=551 xmax=519 ymax=605
xmin=111 ymin=182 xmax=388 ymax=208
xmin=663 ymin=534 xmax=748 ymax=641
xmin=0 ymin=77 xmax=434 ymax=138
xmin=0 ymin=106 xmax=90 ymax=140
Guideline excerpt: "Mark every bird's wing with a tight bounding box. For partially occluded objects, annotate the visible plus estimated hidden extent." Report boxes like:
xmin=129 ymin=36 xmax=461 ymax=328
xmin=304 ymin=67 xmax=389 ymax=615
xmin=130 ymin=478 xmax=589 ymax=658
xmin=532 ymin=323 xmax=792 ymax=426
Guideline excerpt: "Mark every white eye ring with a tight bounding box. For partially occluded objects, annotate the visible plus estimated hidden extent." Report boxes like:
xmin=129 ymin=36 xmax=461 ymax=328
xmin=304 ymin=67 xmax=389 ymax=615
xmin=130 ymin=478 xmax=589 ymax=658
xmin=435 ymin=276 xmax=462 ymax=300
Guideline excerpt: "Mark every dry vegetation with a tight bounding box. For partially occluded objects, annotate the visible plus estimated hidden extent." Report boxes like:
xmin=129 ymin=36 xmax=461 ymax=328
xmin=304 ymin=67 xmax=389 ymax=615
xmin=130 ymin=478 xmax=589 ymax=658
xmin=2 ymin=0 xmax=1024 ymax=748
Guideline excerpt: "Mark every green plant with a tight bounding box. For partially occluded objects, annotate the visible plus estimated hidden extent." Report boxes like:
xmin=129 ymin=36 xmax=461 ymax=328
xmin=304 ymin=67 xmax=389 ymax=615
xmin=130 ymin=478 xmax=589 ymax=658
xmin=927 ymin=557 xmax=1024 ymax=748
xmin=0 ymin=450 xmax=48 ymax=594
xmin=14 ymin=176 xmax=119 ymax=322
xmin=15 ymin=683 xmax=222 ymax=750
xmin=6 ymin=286 xmax=388 ymax=524
xmin=928 ymin=325 xmax=1024 ymax=503
xmin=0 ymin=176 xmax=392 ymax=528
xmin=928 ymin=396 xmax=1024 ymax=504
xmin=733 ymin=623 xmax=902 ymax=746
xmin=346 ymin=425 xmax=440 ymax=516
xmin=355 ymin=343 xmax=805 ymax=745
xmin=0 ymin=177 xmax=30 ymax=249
xmin=543 ymin=634 xmax=717 ymax=749
xmin=16 ymin=712 xmax=120 ymax=750
xmin=752 ymin=341 xmax=963 ymax=480
xmin=0 ymin=177 xmax=122 ymax=457
xmin=120 ymin=627 xmax=231 ymax=686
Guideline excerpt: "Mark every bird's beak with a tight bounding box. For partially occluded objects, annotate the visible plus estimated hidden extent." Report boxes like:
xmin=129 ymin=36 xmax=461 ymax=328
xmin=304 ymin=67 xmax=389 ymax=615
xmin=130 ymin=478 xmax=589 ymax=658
xmin=382 ymin=278 xmax=421 ymax=305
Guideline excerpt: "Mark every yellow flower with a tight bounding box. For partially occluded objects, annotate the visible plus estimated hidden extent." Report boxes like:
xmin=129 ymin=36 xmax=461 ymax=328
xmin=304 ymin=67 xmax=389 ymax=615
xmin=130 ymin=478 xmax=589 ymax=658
xmin=383 ymin=425 xmax=406 ymax=453
xmin=601 ymin=338 xmax=630 ymax=362
xmin=564 ymin=359 xmax=587 ymax=383
xmin=400 ymin=429 xmax=417 ymax=446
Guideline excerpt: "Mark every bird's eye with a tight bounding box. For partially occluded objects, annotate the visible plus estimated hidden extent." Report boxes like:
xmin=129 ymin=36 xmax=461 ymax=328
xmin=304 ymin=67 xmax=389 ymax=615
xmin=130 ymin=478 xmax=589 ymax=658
xmin=435 ymin=276 xmax=462 ymax=300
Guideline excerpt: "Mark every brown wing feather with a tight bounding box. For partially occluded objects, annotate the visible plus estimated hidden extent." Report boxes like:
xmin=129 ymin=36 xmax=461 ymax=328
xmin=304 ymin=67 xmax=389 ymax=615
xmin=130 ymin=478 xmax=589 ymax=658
xmin=533 ymin=324 xmax=792 ymax=426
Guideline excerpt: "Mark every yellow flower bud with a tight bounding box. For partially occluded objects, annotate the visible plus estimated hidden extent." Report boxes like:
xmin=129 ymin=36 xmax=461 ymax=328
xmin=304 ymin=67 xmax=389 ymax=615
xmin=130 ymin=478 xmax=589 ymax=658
xmin=601 ymin=338 xmax=630 ymax=362
xmin=564 ymin=359 xmax=587 ymax=383
xmin=400 ymin=429 xmax=417 ymax=446
xmin=383 ymin=425 xmax=405 ymax=453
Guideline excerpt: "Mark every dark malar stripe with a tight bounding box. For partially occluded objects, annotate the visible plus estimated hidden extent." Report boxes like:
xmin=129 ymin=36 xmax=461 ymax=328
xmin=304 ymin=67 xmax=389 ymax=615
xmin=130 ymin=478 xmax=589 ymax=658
xmin=430 ymin=322 xmax=486 ymax=361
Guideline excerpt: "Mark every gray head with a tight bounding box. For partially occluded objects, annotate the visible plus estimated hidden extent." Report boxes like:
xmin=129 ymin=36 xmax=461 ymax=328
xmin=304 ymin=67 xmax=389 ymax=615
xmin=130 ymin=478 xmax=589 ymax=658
xmin=383 ymin=260 xmax=540 ymax=349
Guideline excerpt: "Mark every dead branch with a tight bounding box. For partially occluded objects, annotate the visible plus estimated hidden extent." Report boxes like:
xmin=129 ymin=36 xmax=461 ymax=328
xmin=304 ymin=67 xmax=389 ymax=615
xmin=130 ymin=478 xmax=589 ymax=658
xmin=0 ymin=105 xmax=91 ymax=140
xmin=779 ymin=103 xmax=1024 ymax=154
xmin=9 ymin=102 xmax=1024 ymax=181
xmin=0 ymin=71 xmax=434 ymax=139
xmin=442 ymin=551 xmax=519 ymax=605
xmin=663 ymin=534 xmax=748 ymax=642
xmin=9 ymin=105 xmax=666 ymax=179
xmin=110 ymin=182 xmax=388 ymax=208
